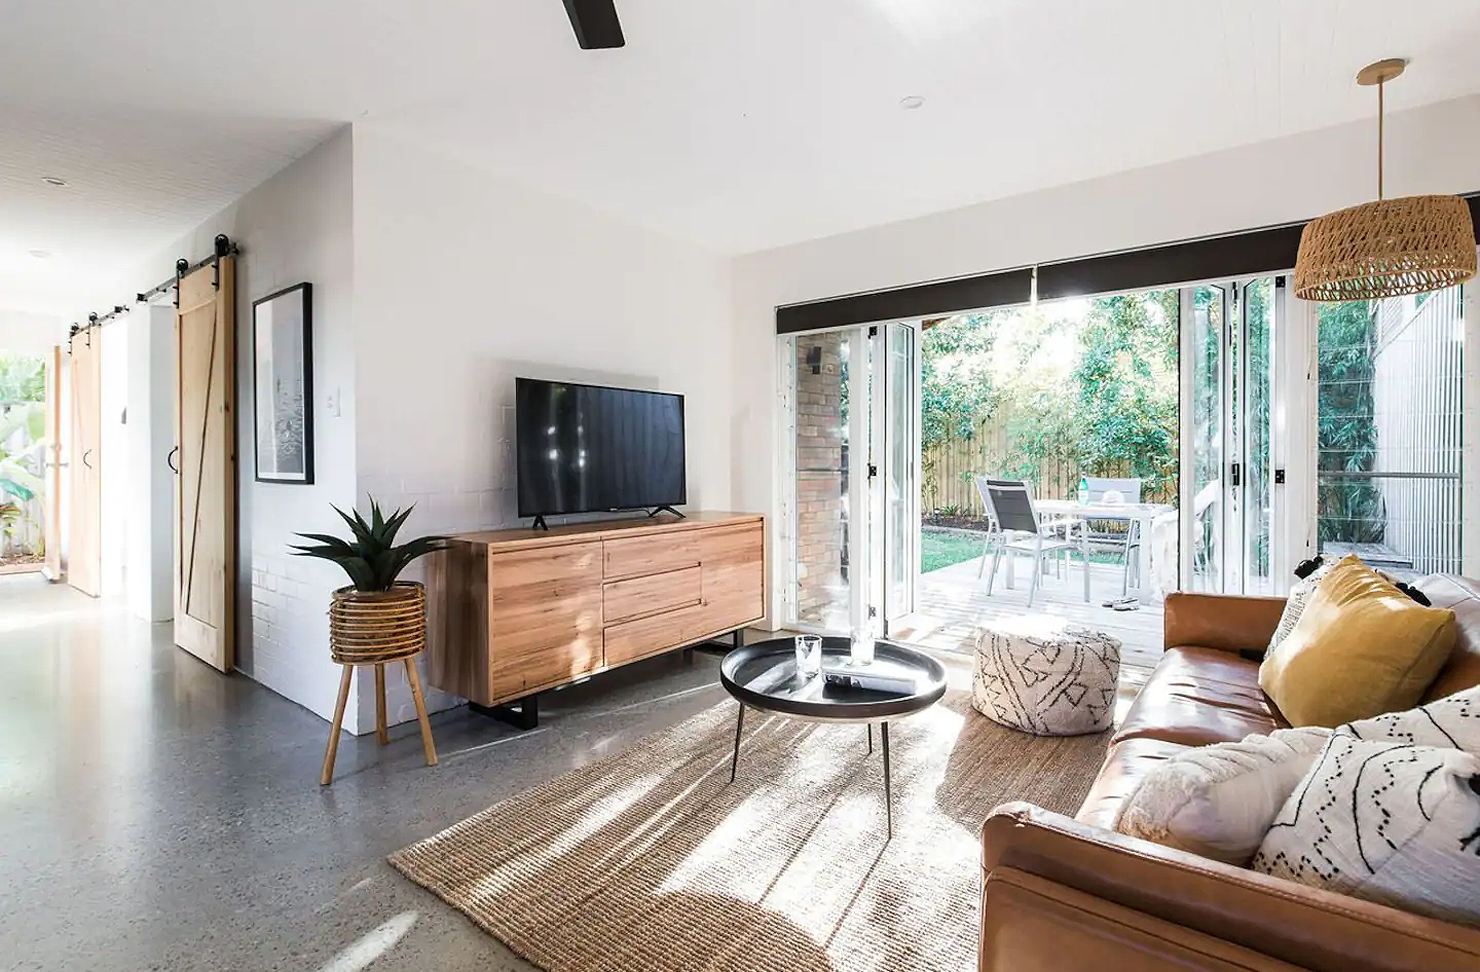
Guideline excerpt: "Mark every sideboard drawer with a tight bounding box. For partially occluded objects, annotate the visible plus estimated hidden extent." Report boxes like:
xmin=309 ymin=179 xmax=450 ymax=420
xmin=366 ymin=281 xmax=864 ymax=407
xmin=604 ymin=601 xmax=714 ymax=668
xmin=603 ymin=531 xmax=701 ymax=580
xmin=604 ymin=565 xmax=702 ymax=624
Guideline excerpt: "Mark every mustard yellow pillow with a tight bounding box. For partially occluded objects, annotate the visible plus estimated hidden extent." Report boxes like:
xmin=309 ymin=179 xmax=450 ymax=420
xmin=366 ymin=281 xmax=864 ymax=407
xmin=1258 ymin=555 xmax=1456 ymax=727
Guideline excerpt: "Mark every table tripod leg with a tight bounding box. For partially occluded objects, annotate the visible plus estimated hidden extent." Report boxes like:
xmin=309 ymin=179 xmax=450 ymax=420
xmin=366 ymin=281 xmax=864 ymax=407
xmin=882 ymin=721 xmax=892 ymax=839
xmin=867 ymin=723 xmax=873 ymax=754
xmin=729 ymin=703 xmax=745 ymax=782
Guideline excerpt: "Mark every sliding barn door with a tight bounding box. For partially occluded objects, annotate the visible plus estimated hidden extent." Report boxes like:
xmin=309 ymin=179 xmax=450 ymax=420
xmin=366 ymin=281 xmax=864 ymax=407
xmin=67 ymin=332 xmax=102 ymax=595
xmin=175 ymin=256 xmax=237 ymax=672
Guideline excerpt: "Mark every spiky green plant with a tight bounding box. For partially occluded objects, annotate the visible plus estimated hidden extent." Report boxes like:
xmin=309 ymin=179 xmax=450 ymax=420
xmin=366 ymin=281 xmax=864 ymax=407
xmin=290 ymin=498 xmax=448 ymax=592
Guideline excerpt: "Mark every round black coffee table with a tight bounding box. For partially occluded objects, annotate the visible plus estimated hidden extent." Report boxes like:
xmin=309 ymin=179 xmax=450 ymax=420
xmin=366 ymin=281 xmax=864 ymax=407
xmin=719 ymin=636 xmax=948 ymax=837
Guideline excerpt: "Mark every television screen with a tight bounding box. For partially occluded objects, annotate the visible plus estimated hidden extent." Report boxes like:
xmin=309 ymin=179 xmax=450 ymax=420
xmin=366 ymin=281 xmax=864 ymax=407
xmin=515 ymin=378 xmax=687 ymax=518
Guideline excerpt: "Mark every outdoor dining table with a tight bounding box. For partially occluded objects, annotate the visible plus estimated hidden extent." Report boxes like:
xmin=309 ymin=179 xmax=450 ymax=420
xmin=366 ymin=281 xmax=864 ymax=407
xmin=1034 ymin=499 xmax=1175 ymax=597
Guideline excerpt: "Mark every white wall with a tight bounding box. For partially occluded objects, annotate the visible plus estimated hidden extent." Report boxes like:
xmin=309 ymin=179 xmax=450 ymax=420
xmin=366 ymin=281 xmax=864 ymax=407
xmin=121 ymin=127 xmax=362 ymax=729
xmin=98 ymin=322 xmax=128 ymax=596
xmin=731 ymin=94 xmax=1480 ymax=623
xmin=350 ymin=125 xmax=734 ymax=729
xmin=124 ymin=303 xmax=175 ymax=622
xmin=0 ymin=310 xmax=69 ymax=354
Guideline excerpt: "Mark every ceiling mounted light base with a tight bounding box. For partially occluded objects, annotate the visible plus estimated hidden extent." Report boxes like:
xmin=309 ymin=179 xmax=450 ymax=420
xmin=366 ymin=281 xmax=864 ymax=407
xmin=1293 ymin=57 xmax=1477 ymax=302
xmin=1356 ymin=58 xmax=1407 ymax=87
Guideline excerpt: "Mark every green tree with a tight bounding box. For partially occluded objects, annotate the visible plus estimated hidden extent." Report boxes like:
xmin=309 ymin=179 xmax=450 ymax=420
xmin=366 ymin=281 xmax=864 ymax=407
xmin=1069 ymin=292 xmax=1179 ymax=497
xmin=0 ymin=354 xmax=44 ymax=404
xmin=1317 ymin=300 xmax=1383 ymax=543
xmin=920 ymin=314 xmax=998 ymax=448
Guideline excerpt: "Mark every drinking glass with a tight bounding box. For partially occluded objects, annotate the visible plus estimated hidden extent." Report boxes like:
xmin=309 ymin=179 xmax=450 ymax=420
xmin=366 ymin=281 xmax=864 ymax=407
xmin=794 ymin=635 xmax=823 ymax=677
xmin=850 ymin=627 xmax=876 ymax=666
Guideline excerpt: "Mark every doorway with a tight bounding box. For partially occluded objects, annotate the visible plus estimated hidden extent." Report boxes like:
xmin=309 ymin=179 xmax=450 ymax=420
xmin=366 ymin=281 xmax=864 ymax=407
xmin=0 ymin=350 xmax=52 ymax=575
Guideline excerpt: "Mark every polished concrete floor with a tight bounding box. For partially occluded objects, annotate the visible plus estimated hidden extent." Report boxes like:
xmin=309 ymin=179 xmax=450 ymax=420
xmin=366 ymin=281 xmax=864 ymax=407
xmin=0 ymin=574 xmax=737 ymax=972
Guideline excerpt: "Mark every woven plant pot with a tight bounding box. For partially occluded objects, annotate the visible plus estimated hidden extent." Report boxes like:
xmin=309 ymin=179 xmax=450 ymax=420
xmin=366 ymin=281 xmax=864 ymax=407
xmin=328 ymin=581 xmax=427 ymax=664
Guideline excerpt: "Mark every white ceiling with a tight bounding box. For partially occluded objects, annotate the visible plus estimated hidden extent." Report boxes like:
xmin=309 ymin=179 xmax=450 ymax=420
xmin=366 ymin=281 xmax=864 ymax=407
xmin=3 ymin=0 xmax=1480 ymax=318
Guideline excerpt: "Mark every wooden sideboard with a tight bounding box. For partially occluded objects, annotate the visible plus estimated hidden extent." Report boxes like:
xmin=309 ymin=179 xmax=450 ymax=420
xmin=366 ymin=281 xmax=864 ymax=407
xmin=426 ymin=511 xmax=765 ymax=722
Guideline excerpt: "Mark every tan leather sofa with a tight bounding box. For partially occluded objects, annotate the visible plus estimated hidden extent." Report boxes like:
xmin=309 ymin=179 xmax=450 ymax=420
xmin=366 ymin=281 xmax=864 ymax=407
xmin=979 ymin=574 xmax=1480 ymax=972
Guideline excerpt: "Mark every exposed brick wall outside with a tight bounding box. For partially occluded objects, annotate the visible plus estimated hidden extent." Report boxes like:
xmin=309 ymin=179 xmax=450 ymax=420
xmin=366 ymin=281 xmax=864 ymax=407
xmin=794 ymin=334 xmax=849 ymax=629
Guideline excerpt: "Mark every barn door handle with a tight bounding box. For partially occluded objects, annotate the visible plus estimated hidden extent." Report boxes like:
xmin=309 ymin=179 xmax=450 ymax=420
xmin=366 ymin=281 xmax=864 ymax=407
xmin=167 ymin=447 xmax=179 ymax=474
xmin=81 ymin=449 xmax=94 ymax=470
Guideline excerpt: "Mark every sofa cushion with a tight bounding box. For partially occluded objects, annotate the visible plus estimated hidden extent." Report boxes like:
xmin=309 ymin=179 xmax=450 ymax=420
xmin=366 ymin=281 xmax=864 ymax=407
xmin=1113 ymin=727 xmax=1331 ymax=865
xmin=1076 ymin=737 xmax=1189 ymax=830
xmin=1417 ymin=574 xmax=1480 ymax=702
xmin=1260 ymin=556 xmax=1456 ymax=727
xmin=1345 ymin=683 xmax=1480 ymax=751
xmin=1253 ymin=734 xmax=1480 ymax=925
xmin=1112 ymin=646 xmax=1287 ymax=748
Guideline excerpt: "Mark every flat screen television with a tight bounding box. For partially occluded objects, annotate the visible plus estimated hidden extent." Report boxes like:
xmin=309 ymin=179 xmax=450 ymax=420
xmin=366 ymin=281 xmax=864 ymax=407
xmin=515 ymin=377 xmax=687 ymax=523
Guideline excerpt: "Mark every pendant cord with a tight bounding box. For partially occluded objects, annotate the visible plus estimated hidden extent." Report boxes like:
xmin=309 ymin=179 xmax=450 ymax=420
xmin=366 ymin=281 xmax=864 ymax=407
xmin=1377 ymin=79 xmax=1385 ymax=201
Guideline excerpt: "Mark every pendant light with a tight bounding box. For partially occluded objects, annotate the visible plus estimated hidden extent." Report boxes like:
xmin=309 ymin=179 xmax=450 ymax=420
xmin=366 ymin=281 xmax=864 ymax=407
xmin=1293 ymin=58 xmax=1476 ymax=302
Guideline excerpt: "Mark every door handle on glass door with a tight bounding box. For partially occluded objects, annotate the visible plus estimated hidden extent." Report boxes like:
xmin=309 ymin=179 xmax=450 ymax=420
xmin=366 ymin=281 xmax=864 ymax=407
xmin=81 ymin=449 xmax=93 ymax=470
xmin=167 ymin=447 xmax=178 ymax=473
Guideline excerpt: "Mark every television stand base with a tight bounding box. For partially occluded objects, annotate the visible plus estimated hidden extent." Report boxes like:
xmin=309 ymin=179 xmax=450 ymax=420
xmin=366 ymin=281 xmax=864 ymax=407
xmin=647 ymin=506 xmax=685 ymax=519
xmin=530 ymin=515 xmax=549 ymax=532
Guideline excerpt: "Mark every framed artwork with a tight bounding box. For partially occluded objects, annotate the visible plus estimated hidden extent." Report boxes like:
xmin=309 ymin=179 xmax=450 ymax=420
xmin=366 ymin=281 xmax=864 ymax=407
xmin=251 ymin=282 xmax=314 ymax=484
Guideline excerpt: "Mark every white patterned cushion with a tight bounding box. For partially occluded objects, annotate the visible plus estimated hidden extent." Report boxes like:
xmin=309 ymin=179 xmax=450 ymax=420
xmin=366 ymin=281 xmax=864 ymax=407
xmin=1253 ymin=734 xmax=1480 ymax=924
xmin=972 ymin=615 xmax=1120 ymax=736
xmin=1343 ymin=684 xmax=1480 ymax=752
xmin=1268 ymin=560 xmax=1408 ymax=653
xmin=1114 ymin=727 xmax=1331 ymax=865
xmin=1268 ymin=563 xmax=1336 ymax=652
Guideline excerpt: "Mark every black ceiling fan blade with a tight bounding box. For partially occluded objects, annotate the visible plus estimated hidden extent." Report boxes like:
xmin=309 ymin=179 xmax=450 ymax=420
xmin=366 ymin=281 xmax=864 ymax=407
xmin=563 ymin=0 xmax=625 ymax=49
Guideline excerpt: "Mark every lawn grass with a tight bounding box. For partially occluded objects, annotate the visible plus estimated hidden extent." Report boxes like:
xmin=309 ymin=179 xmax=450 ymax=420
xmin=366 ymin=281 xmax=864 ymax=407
xmin=921 ymin=529 xmax=986 ymax=573
xmin=920 ymin=527 xmax=1128 ymax=574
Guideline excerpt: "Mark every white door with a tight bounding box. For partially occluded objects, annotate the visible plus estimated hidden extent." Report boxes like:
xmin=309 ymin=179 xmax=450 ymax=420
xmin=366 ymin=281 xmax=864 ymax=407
xmin=1180 ymin=277 xmax=1280 ymax=595
xmin=778 ymin=321 xmax=920 ymax=637
xmin=878 ymin=322 xmax=919 ymax=629
xmin=1292 ymin=281 xmax=1471 ymax=581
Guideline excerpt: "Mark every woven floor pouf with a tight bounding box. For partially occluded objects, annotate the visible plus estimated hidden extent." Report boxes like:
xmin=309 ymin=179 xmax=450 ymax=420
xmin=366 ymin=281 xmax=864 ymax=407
xmin=972 ymin=614 xmax=1121 ymax=736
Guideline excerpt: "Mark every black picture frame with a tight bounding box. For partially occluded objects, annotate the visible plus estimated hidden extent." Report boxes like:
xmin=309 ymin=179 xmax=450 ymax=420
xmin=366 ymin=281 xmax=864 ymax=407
xmin=251 ymin=282 xmax=314 ymax=484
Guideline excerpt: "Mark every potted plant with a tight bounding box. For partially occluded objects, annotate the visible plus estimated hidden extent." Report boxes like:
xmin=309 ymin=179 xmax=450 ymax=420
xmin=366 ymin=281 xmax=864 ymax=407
xmin=292 ymin=498 xmax=448 ymax=784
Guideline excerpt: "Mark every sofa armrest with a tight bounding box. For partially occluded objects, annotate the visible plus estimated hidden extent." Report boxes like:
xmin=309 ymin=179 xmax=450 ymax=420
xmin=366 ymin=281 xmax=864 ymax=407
xmin=1162 ymin=592 xmax=1287 ymax=654
xmin=982 ymin=803 xmax=1480 ymax=972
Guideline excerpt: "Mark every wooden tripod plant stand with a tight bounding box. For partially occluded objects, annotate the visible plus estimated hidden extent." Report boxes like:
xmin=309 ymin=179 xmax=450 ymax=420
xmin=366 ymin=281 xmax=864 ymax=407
xmin=320 ymin=582 xmax=439 ymax=785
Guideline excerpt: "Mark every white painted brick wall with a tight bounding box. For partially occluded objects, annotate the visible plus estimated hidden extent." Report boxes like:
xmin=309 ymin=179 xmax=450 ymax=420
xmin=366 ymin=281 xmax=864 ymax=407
xmin=347 ymin=128 xmax=734 ymax=734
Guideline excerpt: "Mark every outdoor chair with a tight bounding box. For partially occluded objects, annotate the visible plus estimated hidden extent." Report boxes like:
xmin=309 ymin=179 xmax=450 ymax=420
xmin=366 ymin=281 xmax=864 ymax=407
xmin=1084 ymin=476 xmax=1143 ymax=596
xmin=974 ymin=477 xmax=1090 ymax=608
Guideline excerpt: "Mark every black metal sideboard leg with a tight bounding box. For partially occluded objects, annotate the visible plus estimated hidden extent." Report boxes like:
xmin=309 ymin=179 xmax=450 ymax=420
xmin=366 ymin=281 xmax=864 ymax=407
xmin=882 ymin=721 xmax=892 ymax=839
xmin=729 ymin=703 xmax=746 ymax=782
xmin=469 ymin=694 xmax=539 ymax=730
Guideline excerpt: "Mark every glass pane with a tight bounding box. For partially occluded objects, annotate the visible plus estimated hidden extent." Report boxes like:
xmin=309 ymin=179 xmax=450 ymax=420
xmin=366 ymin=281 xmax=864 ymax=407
xmin=792 ymin=332 xmax=851 ymax=629
xmin=885 ymin=323 xmax=914 ymax=619
xmin=1190 ymin=286 xmax=1224 ymax=592
xmin=1243 ymin=280 xmax=1273 ymax=594
xmin=0 ymin=352 xmax=49 ymax=568
xmin=1317 ymin=286 xmax=1465 ymax=580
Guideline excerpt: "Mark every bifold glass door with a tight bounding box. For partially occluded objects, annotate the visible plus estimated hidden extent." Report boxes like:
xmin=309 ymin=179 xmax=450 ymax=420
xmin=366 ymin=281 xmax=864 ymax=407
xmin=1181 ymin=277 xmax=1278 ymax=595
xmin=780 ymin=322 xmax=918 ymax=636
xmin=1307 ymin=284 xmax=1468 ymax=580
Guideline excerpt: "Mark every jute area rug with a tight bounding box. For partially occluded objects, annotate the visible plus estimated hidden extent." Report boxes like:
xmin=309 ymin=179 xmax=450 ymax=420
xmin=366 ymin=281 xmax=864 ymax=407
xmin=390 ymin=690 xmax=1108 ymax=972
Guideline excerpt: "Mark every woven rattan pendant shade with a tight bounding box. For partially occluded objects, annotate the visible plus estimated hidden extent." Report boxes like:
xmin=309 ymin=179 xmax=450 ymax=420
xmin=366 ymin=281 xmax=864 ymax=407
xmin=1293 ymin=58 xmax=1478 ymax=302
xmin=1294 ymin=195 xmax=1476 ymax=301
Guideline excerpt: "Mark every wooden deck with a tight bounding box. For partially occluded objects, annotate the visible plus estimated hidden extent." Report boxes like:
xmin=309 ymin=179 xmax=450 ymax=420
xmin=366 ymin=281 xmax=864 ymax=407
xmin=893 ymin=556 xmax=1165 ymax=675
